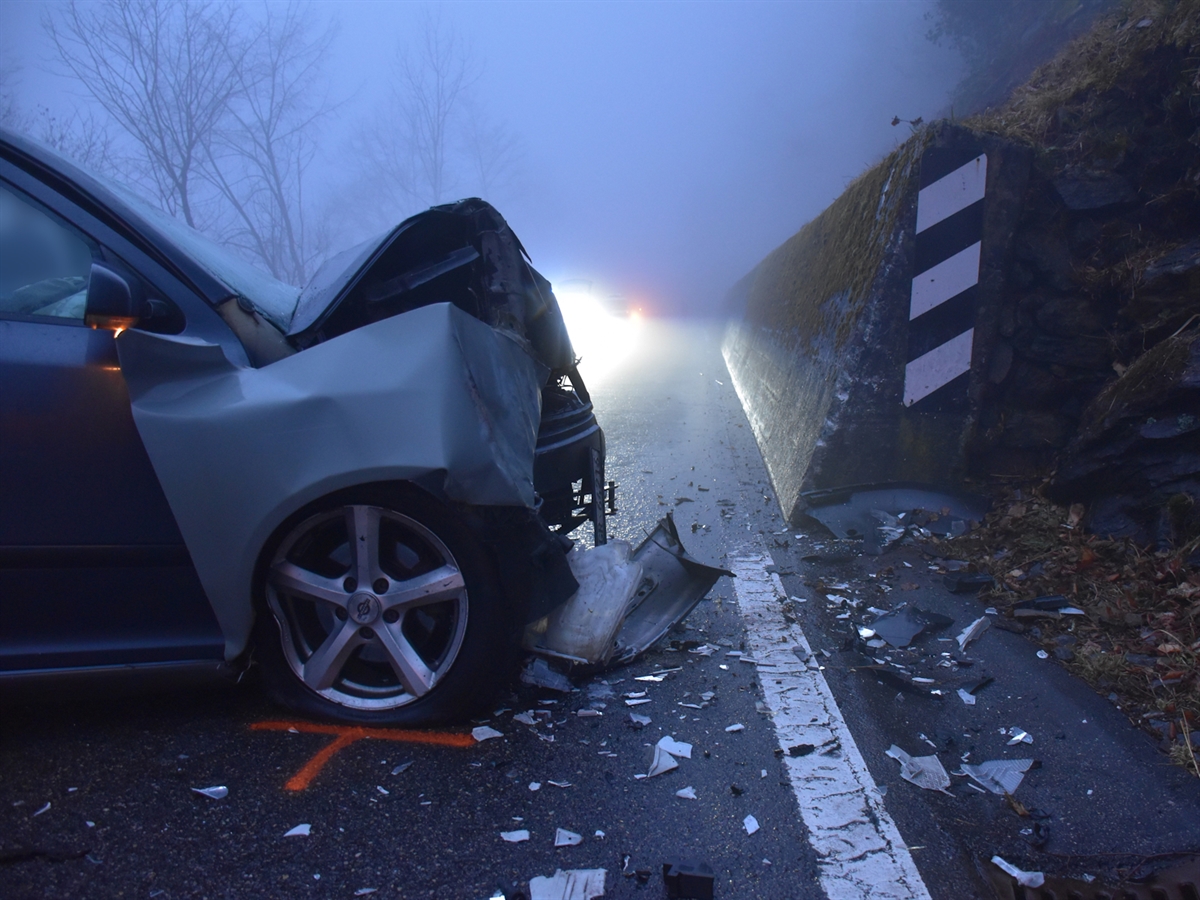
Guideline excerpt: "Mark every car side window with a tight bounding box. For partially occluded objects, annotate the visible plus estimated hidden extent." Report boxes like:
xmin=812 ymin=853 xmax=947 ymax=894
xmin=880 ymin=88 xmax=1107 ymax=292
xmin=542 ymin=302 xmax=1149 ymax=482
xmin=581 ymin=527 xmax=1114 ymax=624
xmin=0 ymin=180 xmax=98 ymax=321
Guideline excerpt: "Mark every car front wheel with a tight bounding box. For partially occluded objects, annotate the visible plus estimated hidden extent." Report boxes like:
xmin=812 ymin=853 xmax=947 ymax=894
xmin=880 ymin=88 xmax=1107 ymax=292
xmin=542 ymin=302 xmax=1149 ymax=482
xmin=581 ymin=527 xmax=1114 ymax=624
xmin=256 ymin=486 xmax=510 ymax=726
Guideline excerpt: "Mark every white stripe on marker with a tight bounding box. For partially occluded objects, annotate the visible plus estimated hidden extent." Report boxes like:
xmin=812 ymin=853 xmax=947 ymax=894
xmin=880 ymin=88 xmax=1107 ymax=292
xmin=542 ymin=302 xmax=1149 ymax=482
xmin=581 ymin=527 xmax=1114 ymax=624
xmin=915 ymin=154 xmax=987 ymax=234
xmin=731 ymin=547 xmax=933 ymax=900
xmin=909 ymin=241 xmax=981 ymax=320
xmin=904 ymin=328 xmax=974 ymax=406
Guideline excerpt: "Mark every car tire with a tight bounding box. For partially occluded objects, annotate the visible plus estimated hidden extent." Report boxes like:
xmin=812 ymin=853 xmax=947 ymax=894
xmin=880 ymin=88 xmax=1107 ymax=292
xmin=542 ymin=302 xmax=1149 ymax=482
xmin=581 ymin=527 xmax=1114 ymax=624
xmin=254 ymin=484 xmax=513 ymax=726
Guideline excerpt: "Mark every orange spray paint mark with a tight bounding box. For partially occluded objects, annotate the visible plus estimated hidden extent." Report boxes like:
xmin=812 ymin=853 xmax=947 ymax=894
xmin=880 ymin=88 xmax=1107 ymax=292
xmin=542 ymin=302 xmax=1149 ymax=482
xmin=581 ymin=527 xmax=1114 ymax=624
xmin=250 ymin=720 xmax=476 ymax=791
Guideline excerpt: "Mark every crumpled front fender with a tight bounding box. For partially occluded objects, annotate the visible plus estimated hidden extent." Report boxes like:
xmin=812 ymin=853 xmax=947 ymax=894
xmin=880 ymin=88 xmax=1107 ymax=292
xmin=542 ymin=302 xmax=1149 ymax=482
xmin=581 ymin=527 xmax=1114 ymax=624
xmin=117 ymin=302 xmax=546 ymax=660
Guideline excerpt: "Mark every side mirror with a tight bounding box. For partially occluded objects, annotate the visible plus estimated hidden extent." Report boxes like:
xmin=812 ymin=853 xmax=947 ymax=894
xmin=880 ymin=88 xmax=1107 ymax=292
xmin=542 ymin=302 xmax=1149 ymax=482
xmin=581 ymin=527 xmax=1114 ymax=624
xmin=85 ymin=262 xmax=143 ymax=332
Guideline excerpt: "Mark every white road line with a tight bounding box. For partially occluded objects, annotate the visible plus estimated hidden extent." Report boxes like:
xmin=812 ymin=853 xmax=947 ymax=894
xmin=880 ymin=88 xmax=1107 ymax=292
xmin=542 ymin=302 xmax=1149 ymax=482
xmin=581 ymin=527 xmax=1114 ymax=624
xmin=730 ymin=545 xmax=932 ymax=900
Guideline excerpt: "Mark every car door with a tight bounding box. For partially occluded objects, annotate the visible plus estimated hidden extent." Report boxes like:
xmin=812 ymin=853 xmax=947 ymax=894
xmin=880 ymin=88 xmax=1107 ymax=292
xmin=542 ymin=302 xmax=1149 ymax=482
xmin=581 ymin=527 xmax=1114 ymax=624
xmin=0 ymin=173 xmax=225 ymax=673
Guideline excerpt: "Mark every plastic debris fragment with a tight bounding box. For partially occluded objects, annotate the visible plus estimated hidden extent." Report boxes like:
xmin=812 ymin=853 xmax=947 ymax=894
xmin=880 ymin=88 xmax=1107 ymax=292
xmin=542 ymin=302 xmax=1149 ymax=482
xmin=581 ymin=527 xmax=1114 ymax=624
xmin=472 ymin=726 xmax=503 ymax=742
xmin=530 ymin=782 xmax=542 ymax=791
xmin=957 ymin=688 xmax=977 ymax=706
xmin=391 ymin=761 xmax=413 ymax=775
xmin=528 ymin=868 xmax=607 ymax=900
xmin=191 ymin=786 xmax=228 ymax=800
xmin=625 ymin=698 xmax=652 ymax=707
xmin=871 ymin=607 xmax=954 ymax=648
xmin=743 ymin=815 xmax=760 ymax=835
xmin=628 ymin=713 xmax=651 ymax=727
xmin=521 ymin=657 xmax=574 ymax=692
xmin=514 ymin=711 xmax=538 ymax=726
xmin=32 ymin=802 xmax=50 ymax=817
xmin=662 ymin=859 xmax=715 ymax=900
xmin=501 ymin=829 xmax=531 ymax=843
xmin=594 ymin=830 xmax=605 ymax=838
xmin=577 ymin=709 xmax=602 ymax=718
xmin=284 ymin=824 xmax=311 ymax=837
xmin=548 ymin=781 xmax=573 ymax=788
xmin=956 ymin=616 xmax=990 ymax=651
xmin=554 ymin=828 xmax=583 ymax=847
xmin=724 ymin=723 xmax=744 ymax=733
xmin=991 ymin=855 xmax=1045 ymax=888
xmin=1006 ymin=729 xmax=1033 ymax=746
xmin=960 ymin=759 xmax=1034 ymax=795
xmin=1036 ymin=650 xmax=1049 ymax=659
xmin=657 ymin=736 xmax=692 ymax=759
xmin=886 ymin=745 xmax=952 ymax=794
xmin=645 ymin=745 xmax=680 ymax=778
xmin=375 ymin=785 xmax=389 ymax=795
xmin=353 ymin=890 xmax=377 ymax=897
xmin=676 ymin=786 xmax=697 ymax=800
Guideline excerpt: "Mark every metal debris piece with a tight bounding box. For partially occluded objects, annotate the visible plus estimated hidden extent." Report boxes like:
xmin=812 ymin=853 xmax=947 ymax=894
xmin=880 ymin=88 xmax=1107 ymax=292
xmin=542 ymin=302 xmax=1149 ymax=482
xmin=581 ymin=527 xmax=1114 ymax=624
xmin=501 ymin=829 xmax=531 ymax=843
xmin=871 ymin=607 xmax=955 ymax=648
xmin=675 ymin=786 xmax=697 ymax=800
xmin=191 ymin=786 xmax=228 ymax=800
xmin=886 ymin=745 xmax=952 ymax=794
xmin=725 ymin=723 xmax=744 ymax=733
xmin=956 ymin=616 xmax=990 ymax=652
xmin=521 ymin=657 xmax=574 ymax=692
xmin=991 ymin=855 xmax=1044 ymax=888
xmin=473 ymin=726 xmax=504 ymax=742
xmin=555 ymin=828 xmax=584 ymax=847
xmin=645 ymin=745 xmax=680 ymax=778
xmin=961 ymin=759 xmax=1035 ymax=795
xmin=1006 ymin=729 xmax=1033 ymax=746
xmin=528 ymin=868 xmax=607 ymax=900
xmin=657 ymin=736 xmax=693 ymax=759
xmin=284 ymin=824 xmax=311 ymax=837
xmin=743 ymin=815 xmax=760 ymax=835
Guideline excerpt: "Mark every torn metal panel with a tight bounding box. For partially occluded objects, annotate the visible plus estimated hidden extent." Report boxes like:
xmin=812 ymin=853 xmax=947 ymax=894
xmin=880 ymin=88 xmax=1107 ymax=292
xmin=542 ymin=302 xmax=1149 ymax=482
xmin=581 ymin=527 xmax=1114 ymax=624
xmin=117 ymin=303 xmax=545 ymax=660
xmin=611 ymin=514 xmax=733 ymax=665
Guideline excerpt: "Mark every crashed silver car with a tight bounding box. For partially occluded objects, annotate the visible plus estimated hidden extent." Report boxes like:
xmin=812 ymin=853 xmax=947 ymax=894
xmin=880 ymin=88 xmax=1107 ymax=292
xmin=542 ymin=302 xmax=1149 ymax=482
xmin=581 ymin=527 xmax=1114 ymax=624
xmin=0 ymin=128 xmax=724 ymax=725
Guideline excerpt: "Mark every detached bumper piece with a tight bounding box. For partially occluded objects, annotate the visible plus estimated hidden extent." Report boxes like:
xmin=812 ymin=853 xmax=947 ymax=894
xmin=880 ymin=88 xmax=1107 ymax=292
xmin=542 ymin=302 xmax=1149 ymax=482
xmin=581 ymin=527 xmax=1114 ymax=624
xmin=525 ymin=513 xmax=732 ymax=669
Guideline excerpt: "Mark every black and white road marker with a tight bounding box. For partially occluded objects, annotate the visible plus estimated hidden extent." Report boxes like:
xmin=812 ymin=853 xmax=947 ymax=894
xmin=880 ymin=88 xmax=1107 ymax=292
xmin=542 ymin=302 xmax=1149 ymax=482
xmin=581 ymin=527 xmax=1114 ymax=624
xmin=731 ymin=544 xmax=932 ymax=900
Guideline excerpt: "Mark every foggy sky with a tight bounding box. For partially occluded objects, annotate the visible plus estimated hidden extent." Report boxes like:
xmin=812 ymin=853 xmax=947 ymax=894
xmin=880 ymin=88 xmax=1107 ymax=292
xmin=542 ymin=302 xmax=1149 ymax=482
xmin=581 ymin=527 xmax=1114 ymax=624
xmin=1 ymin=0 xmax=962 ymax=315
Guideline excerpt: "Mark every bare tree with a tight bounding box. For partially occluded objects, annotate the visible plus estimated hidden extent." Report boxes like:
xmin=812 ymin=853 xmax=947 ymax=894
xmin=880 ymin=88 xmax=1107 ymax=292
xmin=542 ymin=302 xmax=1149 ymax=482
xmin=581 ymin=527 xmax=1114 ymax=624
xmin=460 ymin=98 xmax=522 ymax=202
xmin=45 ymin=0 xmax=244 ymax=230
xmin=0 ymin=59 xmax=28 ymax=131
xmin=34 ymin=106 xmax=117 ymax=173
xmin=202 ymin=4 xmax=336 ymax=284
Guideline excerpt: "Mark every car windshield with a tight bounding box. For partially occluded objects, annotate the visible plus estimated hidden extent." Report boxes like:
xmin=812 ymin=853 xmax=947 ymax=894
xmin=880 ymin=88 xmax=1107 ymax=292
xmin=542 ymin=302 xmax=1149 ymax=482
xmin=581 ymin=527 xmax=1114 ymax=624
xmin=102 ymin=179 xmax=300 ymax=330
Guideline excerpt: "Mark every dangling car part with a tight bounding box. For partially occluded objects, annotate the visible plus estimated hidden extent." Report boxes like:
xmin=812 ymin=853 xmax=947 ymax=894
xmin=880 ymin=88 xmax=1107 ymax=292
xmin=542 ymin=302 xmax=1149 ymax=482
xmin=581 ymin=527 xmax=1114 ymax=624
xmin=524 ymin=513 xmax=733 ymax=669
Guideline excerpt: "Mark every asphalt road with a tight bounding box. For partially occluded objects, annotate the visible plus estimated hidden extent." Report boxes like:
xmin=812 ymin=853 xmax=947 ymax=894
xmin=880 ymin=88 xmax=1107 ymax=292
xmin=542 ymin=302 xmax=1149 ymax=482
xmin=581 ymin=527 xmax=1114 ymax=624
xmin=3 ymin=319 xmax=1198 ymax=900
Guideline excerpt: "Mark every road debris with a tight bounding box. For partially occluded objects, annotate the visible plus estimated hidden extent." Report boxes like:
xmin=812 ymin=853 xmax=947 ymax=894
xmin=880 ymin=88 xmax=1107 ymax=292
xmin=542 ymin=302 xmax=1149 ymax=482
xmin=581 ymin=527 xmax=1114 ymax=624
xmin=528 ymin=868 xmax=606 ymax=900
xmin=191 ymin=786 xmax=228 ymax=800
xmin=1005 ymin=728 xmax=1034 ymax=746
xmin=959 ymin=759 xmax=1035 ymax=795
xmin=521 ymin=658 xmax=574 ymax=692
xmin=743 ymin=814 xmax=760 ymax=835
xmin=391 ymin=761 xmax=413 ymax=775
xmin=657 ymin=736 xmax=693 ymax=759
xmin=472 ymin=726 xmax=504 ymax=742
xmin=643 ymin=744 xmax=680 ymax=778
xmin=886 ymin=745 xmax=952 ymax=794
xmin=283 ymin=824 xmax=311 ymax=837
xmin=529 ymin=782 xmax=542 ymax=791
xmin=628 ymin=713 xmax=652 ymax=727
xmin=956 ymin=616 xmax=990 ymax=651
xmin=554 ymin=828 xmax=583 ymax=847
xmin=957 ymin=688 xmax=977 ymax=705
xmin=31 ymin=802 xmax=50 ymax=817
xmin=871 ymin=607 xmax=954 ymax=648
xmin=675 ymin=786 xmax=697 ymax=800
xmin=662 ymin=859 xmax=715 ymax=900
xmin=501 ymin=830 xmax=531 ymax=843
xmin=991 ymin=855 xmax=1045 ymax=888
xmin=724 ymin=723 xmax=744 ymax=733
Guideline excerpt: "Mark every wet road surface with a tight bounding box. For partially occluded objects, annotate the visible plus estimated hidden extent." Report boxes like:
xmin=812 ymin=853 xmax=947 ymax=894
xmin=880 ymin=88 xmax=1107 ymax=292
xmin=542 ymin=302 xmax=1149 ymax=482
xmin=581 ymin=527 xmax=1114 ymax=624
xmin=3 ymin=319 xmax=1198 ymax=900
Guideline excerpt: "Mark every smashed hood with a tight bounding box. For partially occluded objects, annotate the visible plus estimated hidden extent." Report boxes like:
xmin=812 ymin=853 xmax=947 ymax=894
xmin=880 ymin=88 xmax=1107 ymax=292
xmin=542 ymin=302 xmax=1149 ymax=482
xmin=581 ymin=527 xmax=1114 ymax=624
xmin=287 ymin=199 xmax=576 ymax=376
